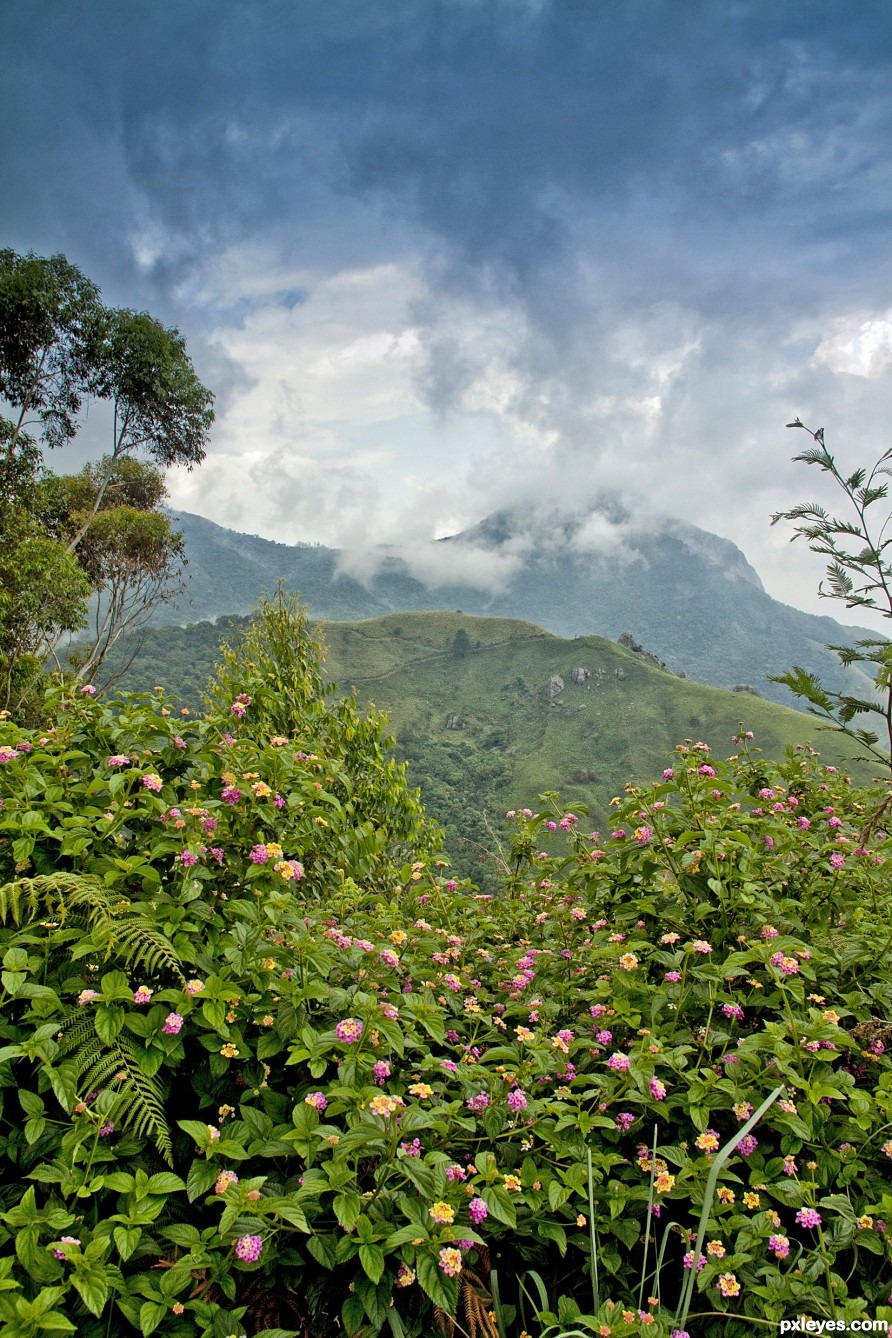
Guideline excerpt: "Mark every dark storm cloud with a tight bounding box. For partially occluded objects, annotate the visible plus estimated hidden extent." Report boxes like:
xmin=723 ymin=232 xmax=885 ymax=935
xmin=3 ymin=0 xmax=892 ymax=614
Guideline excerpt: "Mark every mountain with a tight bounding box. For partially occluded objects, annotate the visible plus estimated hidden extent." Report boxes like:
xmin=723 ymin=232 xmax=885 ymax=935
xmin=159 ymin=507 xmax=878 ymax=708
xmin=100 ymin=610 xmax=876 ymax=887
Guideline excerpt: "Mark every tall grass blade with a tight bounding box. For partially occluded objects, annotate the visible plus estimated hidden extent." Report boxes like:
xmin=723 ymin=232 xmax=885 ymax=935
xmin=490 ymin=1268 xmax=508 ymax=1338
xmin=676 ymin=1084 xmax=784 ymax=1332
xmin=586 ymin=1147 xmax=599 ymax=1315
xmin=637 ymin=1124 xmax=659 ymax=1311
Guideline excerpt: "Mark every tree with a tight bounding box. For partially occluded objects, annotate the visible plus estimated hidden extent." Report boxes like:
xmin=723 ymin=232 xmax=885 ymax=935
xmin=0 ymin=510 xmax=90 ymax=712
xmin=770 ymin=420 xmax=892 ymax=768
xmin=65 ymin=307 xmax=214 ymax=550
xmin=0 ymin=249 xmax=213 ymax=710
xmin=0 ymin=249 xmax=104 ymax=474
xmin=42 ymin=457 xmax=187 ymax=683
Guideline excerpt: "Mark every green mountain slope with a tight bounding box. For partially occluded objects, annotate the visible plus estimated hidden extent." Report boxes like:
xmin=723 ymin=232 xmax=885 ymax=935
xmin=102 ymin=610 xmax=875 ymax=886
xmin=160 ymin=509 xmax=880 ymax=709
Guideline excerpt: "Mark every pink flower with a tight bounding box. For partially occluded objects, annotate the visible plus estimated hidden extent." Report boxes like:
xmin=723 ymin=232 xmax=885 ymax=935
xmin=690 ymin=940 xmax=712 ymax=954
xmin=372 ymin=1060 xmax=391 ymax=1085
xmin=335 ymin=1018 xmax=363 ymax=1044
xmin=829 ymin=852 xmax=845 ymax=871
xmin=162 ymin=1012 xmax=184 ymax=1035
xmin=438 ymin=1247 xmax=463 ymax=1278
xmin=507 ymin=1088 xmax=528 ymax=1112
xmin=184 ymin=979 xmax=205 ymax=994
xmin=662 ymin=768 xmax=675 ymax=779
xmin=469 ymin=1197 xmax=488 ymax=1224
xmin=649 ymin=1077 xmax=667 ymax=1101
xmin=133 ymin=987 xmax=153 ymax=1004
xmin=53 ymin=1236 xmax=81 ymax=1259
xmin=615 ymin=1112 xmax=635 ymax=1132
xmin=77 ymin=989 xmax=99 ymax=1004
xmin=795 ymin=1208 xmax=822 ymax=1228
xmin=221 ymin=785 xmax=242 ymax=804
xmin=80 ymin=684 xmax=96 ymax=695
xmin=235 ymin=1234 xmax=263 ymax=1262
xmin=250 ymin=844 xmax=269 ymax=864
xmin=736 ymin=1135 xmax=758 ymax=1155
xmin=141 ymin=773 xmax=162 ymax=792
xmin=107 ymin=755 xmax=130 ymax=767
xmin=607 ymin=1052 xmax=630 ymax=1070
xmin=179 ymin=850 xmax=198 ymax=867
xmin=768 ymin=1234 xmax=790 ymax=1258
xmin=304 ymin=1092 xmax=328 ymax=1112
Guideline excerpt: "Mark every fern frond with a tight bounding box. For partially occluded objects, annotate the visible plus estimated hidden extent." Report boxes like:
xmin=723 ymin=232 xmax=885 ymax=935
xmin=81 ymin=915 xmax=185 ymax=981
xmin=57 ymin=1028 xmax=172 ymax=1164
xmin=2 ymin=874 xmax=184 ymax=982
xmin=0 ymin=873 xmax=112 ymax=927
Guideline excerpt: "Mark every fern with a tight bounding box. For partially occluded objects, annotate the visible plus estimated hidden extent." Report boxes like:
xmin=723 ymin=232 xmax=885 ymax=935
xmin=56 ymin=1020 xmax=173 ymax=1164
xmin=0 ymin=873 xmax=185 ymax=982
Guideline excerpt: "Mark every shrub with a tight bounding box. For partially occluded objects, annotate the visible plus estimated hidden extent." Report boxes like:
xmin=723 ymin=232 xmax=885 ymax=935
xmin=0 ymin=602 xmax=890 ymax=1337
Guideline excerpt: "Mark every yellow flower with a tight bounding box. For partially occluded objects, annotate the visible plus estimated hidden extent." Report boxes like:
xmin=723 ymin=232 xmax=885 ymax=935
xmin=743 ymin=1192 xmax=761 ymax=1209
xmin=503 ymin=1175 xmax=522 ymax=1192
xmin=576 ymin=1214 xmax=587 ymax=1227
xmin=408 ymin=1083 xmax=434 ymax=1099
xmin=251 ymin=781 xmax=272 ymax=797
xmin=706 ymin=1240 xmax=726 ymax=1257
xmin=716 ymin=1187 xmax=735 ymax=1204
xmin=265 ymin=842 xmax=283 ymax=858
xmin=654 ymin=1172 xmax=675 ymax=1193
xmin=370 ymin=1094 xmax=404 ymax=1118
xmin=220 ymin=1043 xmax=239 ymax=1058
xmin=429 ymin=1201 xmax=455 ymax=1224
xmin=857 ymin=1215 xmax=874 ymax=1230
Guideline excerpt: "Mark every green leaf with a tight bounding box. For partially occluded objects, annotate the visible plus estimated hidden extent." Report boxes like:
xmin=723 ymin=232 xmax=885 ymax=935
xmin=417 ymin=1252 xmax=459 ymax=1313
xmin=145 ymin=1172 xmax=186 ymax=1195
xmin=139 ymin=1300 xmax=168 ymax=1336
xmin=186 ymin=1160 xmax=218 ymax=1202
xmin=70 ymin=1269 xmax=109 ymax=1318
xmin=95 ymin=1005 xmax=125 ymax=1045
xmin=359 ymin=1243 xmax=385 ymax=1284
xmin=482 ymin=1185 xmax=517 ymax=1228
xmin=333 ymin=1193 xmax=362 ymax=1231
xmin=114 ymin=1226 xmax=142 ymax=1261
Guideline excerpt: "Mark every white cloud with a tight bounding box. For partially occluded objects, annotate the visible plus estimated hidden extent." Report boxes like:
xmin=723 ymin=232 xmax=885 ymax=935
xmin=812 ymin=309 xmax=892 ymax=377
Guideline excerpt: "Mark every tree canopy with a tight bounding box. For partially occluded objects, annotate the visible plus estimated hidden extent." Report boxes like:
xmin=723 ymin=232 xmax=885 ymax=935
xmin=0 ymin=249 xmax=214 ymax=715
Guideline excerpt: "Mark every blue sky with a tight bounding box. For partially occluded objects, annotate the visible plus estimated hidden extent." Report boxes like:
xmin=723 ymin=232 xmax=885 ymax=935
xmin=3 ymin=0 xmax=892 ymax=615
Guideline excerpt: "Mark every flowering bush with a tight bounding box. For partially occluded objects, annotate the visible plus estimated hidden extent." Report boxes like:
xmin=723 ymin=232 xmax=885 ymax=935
xmin=0 ymin=602 xmax=891 ymax=1336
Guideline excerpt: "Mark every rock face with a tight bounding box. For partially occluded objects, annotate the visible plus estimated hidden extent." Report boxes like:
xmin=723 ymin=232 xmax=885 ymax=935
xmin=571 ymin=667 xmax=590 ymax=685
xmin=547 ymin=675 xmax=565 ymax=699
xmin=445 ymin=714 xmax=464 ymax=730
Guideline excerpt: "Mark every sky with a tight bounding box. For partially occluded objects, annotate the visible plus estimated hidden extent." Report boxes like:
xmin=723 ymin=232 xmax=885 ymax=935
xmin=3 ymin=0 xmax=892 ymax=620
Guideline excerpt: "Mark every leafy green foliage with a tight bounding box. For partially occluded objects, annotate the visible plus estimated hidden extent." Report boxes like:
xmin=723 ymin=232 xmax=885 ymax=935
xmin=772 ymin=421 xmax=892 ymax=767
xmin=0 ymin=595 xmax=890 ymax=1335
